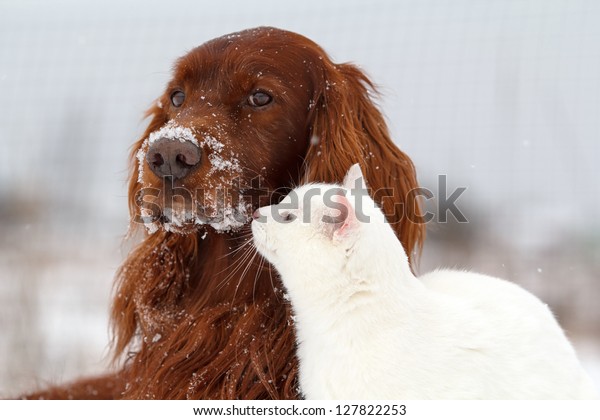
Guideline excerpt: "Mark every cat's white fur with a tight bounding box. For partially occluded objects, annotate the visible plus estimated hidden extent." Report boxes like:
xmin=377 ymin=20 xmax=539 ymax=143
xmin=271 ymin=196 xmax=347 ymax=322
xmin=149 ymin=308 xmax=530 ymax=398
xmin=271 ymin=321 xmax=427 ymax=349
xmin=251 ymin=164 xmax=597 ymax=399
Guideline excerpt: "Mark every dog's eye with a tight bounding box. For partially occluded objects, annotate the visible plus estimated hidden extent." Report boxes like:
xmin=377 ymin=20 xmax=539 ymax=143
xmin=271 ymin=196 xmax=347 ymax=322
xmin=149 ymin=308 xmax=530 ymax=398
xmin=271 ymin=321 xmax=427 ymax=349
xmin=170 ymin=90 xmax=185 ymax=107
xmin=248 ymin=91 xmax=272 ymax=107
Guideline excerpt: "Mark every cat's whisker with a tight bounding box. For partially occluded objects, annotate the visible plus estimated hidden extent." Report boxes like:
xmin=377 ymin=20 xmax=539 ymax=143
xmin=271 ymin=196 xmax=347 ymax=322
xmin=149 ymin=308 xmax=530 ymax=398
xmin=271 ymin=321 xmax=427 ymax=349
xmin=220 ymin=237 xmax=253 ymax=259
xmin=215 ymin=244 xmax=256 ymax=292
xmin=229 ymin=249 xmax=260 ymax=311
xmin=251 ymin=248 xmax=260 ymax=305
xmin=216 ymin=253 xmax=249 ymax=290
xmin=213 ymin=244 xmax=252 ymax=285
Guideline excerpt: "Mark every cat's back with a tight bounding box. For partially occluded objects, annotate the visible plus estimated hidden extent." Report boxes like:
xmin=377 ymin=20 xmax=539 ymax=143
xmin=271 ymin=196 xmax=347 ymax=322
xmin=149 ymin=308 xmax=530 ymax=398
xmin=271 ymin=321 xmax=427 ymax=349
xmin=419 ymin=269 xmax=574 ymax=339
xmin=418 ymin=268 xmax=570 ymax=354
xmin=419 ymin=269 xmax=543 ymax=313
xmin=418 ymin=269 xmax=597 ymax=399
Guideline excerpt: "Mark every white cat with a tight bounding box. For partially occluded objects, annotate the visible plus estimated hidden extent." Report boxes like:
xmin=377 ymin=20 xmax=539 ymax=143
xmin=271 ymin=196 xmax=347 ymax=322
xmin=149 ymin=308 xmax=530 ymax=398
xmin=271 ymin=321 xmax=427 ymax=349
xmin=251 ymin=164 xmax=597 ymax=399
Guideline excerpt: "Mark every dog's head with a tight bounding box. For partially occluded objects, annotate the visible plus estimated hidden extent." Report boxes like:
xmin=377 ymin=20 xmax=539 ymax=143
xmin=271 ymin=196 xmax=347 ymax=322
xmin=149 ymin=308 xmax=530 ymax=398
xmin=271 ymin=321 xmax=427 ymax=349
xmin=130 ymin=26 xmax=424 ymax=260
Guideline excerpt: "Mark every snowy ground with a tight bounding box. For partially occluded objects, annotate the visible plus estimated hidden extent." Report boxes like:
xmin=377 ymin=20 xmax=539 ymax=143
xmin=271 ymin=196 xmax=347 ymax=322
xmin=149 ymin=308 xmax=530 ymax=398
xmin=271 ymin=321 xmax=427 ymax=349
xmin=0 ymin=231 xmax=118 ymax=397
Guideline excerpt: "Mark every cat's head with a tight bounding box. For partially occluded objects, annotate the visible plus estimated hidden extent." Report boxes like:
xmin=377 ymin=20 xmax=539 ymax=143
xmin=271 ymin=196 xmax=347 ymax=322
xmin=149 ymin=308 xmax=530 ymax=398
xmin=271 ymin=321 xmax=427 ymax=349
xmin=251 ymin=164 xmax=386 ymax=274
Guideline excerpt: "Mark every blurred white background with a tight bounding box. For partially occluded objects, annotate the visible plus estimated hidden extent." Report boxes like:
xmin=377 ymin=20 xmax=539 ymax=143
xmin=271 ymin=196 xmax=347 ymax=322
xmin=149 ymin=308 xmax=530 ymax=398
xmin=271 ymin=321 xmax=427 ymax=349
xmin=1 ymin=0 xmax=598 ymax=397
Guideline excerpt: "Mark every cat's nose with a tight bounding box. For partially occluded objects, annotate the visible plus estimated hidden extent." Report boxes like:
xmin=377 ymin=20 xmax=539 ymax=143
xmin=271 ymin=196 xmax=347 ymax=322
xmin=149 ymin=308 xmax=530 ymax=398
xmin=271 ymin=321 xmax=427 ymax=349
xmin=252 ymin=209 xmax=261 ymax=220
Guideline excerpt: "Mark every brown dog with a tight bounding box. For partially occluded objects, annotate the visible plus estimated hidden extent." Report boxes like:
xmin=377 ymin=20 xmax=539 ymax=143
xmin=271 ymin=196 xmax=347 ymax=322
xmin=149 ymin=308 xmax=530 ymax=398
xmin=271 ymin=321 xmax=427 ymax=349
xmin=26 ymin=27 xmax=424 ymax=399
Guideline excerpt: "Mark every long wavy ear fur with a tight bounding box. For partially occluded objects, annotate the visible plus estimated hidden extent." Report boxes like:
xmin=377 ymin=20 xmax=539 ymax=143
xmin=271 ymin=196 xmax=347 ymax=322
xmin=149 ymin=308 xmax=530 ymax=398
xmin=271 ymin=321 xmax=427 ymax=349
xmin=304 ymin=61 xmax=425 ymax=266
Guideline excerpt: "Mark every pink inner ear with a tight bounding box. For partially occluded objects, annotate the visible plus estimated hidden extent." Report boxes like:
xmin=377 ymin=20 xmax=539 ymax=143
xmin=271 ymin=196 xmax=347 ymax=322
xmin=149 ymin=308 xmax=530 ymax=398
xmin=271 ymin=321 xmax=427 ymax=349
xmin=331 ymin=193 xmax=356 ymax=238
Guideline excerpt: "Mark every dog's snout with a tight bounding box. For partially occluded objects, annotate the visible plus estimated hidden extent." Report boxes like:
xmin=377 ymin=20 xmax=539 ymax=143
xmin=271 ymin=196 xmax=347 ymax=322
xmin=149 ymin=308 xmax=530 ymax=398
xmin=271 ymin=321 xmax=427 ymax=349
xmin=146 ymin=137 xmax=201 ymax=180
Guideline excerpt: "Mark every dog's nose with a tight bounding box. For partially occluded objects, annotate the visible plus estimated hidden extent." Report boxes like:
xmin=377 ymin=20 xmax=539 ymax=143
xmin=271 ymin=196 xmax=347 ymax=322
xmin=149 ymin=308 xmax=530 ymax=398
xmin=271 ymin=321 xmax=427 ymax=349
xmin=146 ymin=137 xmax=201 ymax=180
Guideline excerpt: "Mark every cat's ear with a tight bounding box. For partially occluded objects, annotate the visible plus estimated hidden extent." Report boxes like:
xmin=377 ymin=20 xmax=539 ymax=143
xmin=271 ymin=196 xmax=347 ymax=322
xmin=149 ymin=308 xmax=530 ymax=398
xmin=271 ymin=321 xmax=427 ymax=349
xmin=343 ymin=163 xmax=367 ymax=192
xmin=330 ymin=193 xmax=358 ymax=241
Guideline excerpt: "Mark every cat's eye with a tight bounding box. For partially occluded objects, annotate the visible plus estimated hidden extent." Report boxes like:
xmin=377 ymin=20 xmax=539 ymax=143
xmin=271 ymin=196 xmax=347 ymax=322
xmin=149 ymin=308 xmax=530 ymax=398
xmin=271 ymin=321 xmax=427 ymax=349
xmin=248 ymin=91 xmax=272 ymax=107
xmin=170 ymin=90 xmax=185 ymax=107
xmin=281 ymin=212 xmax=295 ymax=222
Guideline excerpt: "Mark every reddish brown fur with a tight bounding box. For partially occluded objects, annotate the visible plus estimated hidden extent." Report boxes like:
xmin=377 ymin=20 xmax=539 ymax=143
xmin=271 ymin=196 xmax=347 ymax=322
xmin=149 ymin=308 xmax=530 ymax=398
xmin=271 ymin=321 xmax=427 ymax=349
xmin=25 ymin=27 xmax=424 ymax=399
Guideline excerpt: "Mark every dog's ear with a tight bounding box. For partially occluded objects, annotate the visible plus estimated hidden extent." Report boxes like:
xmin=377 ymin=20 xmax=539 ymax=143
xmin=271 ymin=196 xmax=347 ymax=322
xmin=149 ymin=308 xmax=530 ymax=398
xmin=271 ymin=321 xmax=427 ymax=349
xmin=303 ymin=60 xmax=424 ymax=268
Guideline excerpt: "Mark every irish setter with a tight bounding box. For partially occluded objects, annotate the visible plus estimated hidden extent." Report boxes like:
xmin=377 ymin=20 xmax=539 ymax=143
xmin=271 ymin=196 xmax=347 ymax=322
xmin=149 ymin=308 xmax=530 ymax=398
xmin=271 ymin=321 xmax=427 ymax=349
xmin=26 ymin=27 xmax=424 ymax=399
